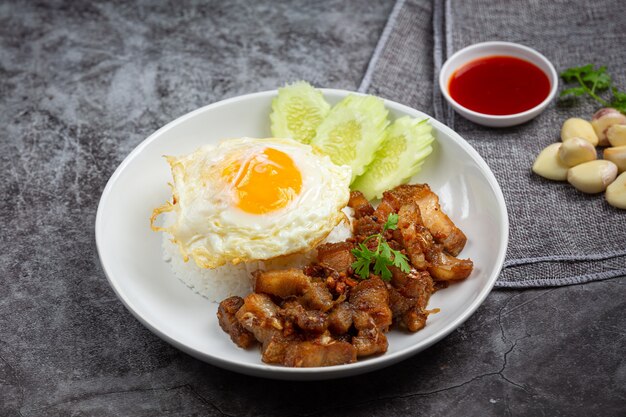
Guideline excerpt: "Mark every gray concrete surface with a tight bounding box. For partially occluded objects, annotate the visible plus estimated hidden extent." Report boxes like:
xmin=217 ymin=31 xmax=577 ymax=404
xmin=1 ymin=1 xmax=624 ymax=416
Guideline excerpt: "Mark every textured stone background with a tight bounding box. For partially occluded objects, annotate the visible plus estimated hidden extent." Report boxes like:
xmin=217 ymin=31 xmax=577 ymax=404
xmin=1 ymin=1 xmax=624 ymax=416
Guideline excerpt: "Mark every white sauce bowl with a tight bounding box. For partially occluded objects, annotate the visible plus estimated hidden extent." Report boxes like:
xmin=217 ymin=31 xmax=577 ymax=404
xmin=439 ymin=41 xmax=558 ymax=128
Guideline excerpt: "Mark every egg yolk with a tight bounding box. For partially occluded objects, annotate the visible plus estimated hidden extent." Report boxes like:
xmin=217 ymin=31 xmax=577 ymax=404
xmin=222 ymin=148 xmax=302 ymax=214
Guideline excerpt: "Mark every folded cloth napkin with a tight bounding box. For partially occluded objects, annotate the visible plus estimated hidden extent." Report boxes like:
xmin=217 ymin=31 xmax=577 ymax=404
xmin=361 ymin=0 xmax=626 ymax=288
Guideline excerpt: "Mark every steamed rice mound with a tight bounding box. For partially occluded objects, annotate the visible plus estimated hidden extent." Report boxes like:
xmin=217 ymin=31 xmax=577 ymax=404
xmin=161 ymin=210 xmax=354 ymax=302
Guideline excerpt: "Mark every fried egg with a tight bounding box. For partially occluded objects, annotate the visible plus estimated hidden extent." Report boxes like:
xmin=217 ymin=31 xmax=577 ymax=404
xmin=151 ymin=137 xmax=351 ymax=269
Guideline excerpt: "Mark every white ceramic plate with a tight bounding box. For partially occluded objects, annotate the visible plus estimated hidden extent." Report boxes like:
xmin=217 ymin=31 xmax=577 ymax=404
xmin=95 ymin=89 xmax=509 ymax=380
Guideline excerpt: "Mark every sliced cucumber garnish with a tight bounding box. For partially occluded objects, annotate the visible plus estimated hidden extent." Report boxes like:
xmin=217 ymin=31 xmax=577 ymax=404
xmin=311 ymin=95 xmax=389 ymax=182
xmin=270 ymin=81 xmax=331 ymax=144
xmin=352 ymin=116 xmax=434 ymax=200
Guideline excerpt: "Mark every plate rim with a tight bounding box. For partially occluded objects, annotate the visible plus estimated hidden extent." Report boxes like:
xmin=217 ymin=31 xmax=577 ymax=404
xmin=95 ymin=88 xmax=510 ymax=380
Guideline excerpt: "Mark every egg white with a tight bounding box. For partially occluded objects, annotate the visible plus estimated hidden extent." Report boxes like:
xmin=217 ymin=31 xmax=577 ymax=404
xmin=151 ymin=137 xmax=352 ymax=269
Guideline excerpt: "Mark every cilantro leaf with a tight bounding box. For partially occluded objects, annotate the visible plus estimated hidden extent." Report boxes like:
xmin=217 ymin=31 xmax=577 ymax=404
xmin=560 ymin=64 xmax=593 ymax=83
xmin=581 ymin=66 xmax=611 ymax=91
xmin=355 ymin=243 xmax=372 ymax=259
xmin=559 ymin=64 xmax=625 ymax=113
xmin=350 ymin=213 xmax=411 ymax=281
xmin=379 ymin=242 xmax=391 ymax=259
xmin=383 ymin=213 xmax=399 ymax=231
xmin=391 ymin=248 xmax=411 ymax=273
xmin=560 ymin=86 xmax=586 ymax=97
xmin=351 ymin=256 xmax=372 ymax=280
xmin=373 ymin=254 xmax=392 ymax=280
xmin=351 ymin=243 xmax=373 ymax=279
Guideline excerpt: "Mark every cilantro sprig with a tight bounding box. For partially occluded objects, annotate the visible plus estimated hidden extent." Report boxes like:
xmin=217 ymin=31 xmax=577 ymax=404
xmin=560 ymin=64 xmax=626 ymax=114
xmin=351 ymin=213 xmax=411 ymax=281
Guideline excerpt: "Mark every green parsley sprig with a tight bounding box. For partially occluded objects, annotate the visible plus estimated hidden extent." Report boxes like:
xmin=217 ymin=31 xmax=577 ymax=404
xmin=560 ymin=64 xmax=626 ymax=114
xmin=351 ymin=213 xmax=411 ymax=281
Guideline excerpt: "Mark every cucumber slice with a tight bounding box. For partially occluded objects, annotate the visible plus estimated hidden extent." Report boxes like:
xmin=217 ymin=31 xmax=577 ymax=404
xmin=352 ymin=116 xmax=434 ymax=200
xmin=270 ymin=81 xmax=331 ymax=144
xmin=311 ymin=95 xmax=389 ymax=182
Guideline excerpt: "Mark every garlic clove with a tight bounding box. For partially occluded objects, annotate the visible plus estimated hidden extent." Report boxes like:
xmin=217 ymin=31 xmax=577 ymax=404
xmin=532 ymin=143 xmax=569 ymax=181
xmin=567 ymin=160 xmax=618 ymax=193
xmin=607 ymin=124 xmax=626 ymax=147
xmin=558 ymin=137 xmax=597 ymax=167
xmin=605 ymin=171 xmax=626 ymax=209
xmin=591 ymin=108 xmax=626 ymax=146
xmin=560 ymin=118 xmax=599 ymax=146
xmin=603 ymin=145 xmax=626 ymax=173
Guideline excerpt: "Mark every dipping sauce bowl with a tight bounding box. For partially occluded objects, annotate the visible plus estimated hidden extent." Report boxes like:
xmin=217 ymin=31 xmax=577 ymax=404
xmin=439 ymin=41 xmax=558 ymax=127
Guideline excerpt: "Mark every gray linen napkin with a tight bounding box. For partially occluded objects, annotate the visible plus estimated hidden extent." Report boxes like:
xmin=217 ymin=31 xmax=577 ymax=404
xmin=361 ymin=0 xmax=626 ymax=288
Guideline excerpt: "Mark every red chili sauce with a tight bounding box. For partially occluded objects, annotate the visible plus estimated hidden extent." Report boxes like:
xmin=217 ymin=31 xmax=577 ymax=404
xmin=448 ymin=56 xmax=550 ymax=115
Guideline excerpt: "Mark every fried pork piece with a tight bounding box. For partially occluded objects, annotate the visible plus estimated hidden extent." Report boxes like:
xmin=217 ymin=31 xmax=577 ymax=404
xmin=349 ymin=277 xmax=392 ymax=357
xmin=383 ymin=184 xmax=467 ymax=256
xmin=427 ymin=250 xmax=474 ymax=281
xmin=260 ymin=339 xmax=284 ymax=363
xmin=217 ymin=296 xmax=256 ymax=348
xmin=266 ymin=337 xmax=357 ymax=367
xmin=284 ymin=338 xmax=357 ymax=367
xmin=254 ymin=268 xmax=335 ymax=312
xmin=235 ymin=293 xmax=284 ymax=345
xmin=388 ymin=269 xmax=434 ymax=332
xmin=245 ymin=294 xmax=355 ymax=366
xmin=396 ymin=202 xmax=473 ymax=281
xmin=302 ymin=263 xmax=328 ymax=278
xmin=354 ymin=215 xmax=382 ymax=238
xmin=373 ymin=197 xmax=397 ymax=222
xmin=327 ymin=302 xmax=353 ymax=334
xmin=282 ymin=300 xmax=328 ymax=334
xmin=348 ymin=191 xmax=375 ymax=218
xmin=396 ymin=203 xmax=429 ymax=270
xmin=349 ymin=276 xmax=392 ymax=329
xmin=352 ymin=311 xmax=388 ymax=356
xmin=388 ymin=287 xmax=419 ymax=330
xmin=254 ymin=269 xmax=311 ymax=298
xmin=299 ymin=281 xmax=334 ymax=312
xmin=233 ymin=294 xmax=298 ymax=365
xmin=317 ymin=241 xmax=355 ymax=274
xmin=391 ymin=268 xmax=433 ymax=303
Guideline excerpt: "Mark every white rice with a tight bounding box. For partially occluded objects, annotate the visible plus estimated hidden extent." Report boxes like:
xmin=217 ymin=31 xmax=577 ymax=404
xmin=161 ymin=208 xmax=354 ymax=302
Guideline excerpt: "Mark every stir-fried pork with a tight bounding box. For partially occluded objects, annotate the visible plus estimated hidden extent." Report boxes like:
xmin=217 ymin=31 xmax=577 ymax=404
xmin=353 ymin=215 xmax=381 ymax=237
xmin=395 ymin=202 xmax=473 ymax=281
xmin=388 ymin=269 xmax=434 ymax=331
xmin=298 ymin=281 xmax=334 ymax=312
xmin=217 ymin=296 xmax=256 ymax=348
xmin=282 ymin=300 xmax=328 ymax=334
xmin=317 ymin=242 xmax=355 ymax=274
xmin=254 ymin=269 xmax=311 ymax=298
xmin=217 ymin=183 xmax=473 ymax=367
xmin=427 ymin=250 xmax=474 ymax=281
xmin=352 ymin=310 xmax=389 ymax=356
xmin=282 ymin=339 xmax=357 ymax=367
xmin=348 ymin=191 xmax=375 ymax=218
xmin=235 ymin=293 xmax=283 ymax=345
xmin=327 ymin=302 xmax=353 ymax=334
xmin=384 ymin=184 xmax=467 ymax=256
xmin=395 ymin=203 xmax=429 ymax=270
xmin=349 ymin=277 xmax=392 ymax=330
xmin=349 ymin=277 xmax=392 ymax=356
